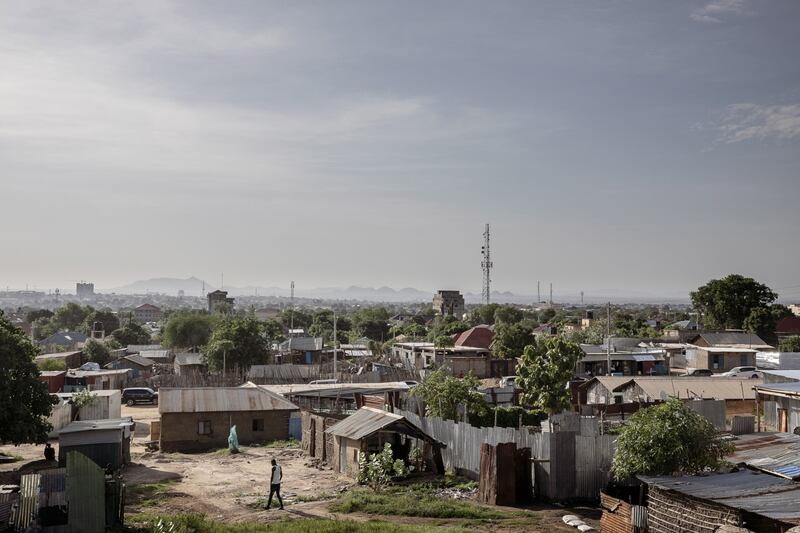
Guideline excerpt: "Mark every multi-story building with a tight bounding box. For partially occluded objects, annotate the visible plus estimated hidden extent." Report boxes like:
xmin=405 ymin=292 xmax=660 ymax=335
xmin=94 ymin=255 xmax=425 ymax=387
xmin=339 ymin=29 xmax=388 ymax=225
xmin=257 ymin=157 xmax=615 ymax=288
xmin=433 ymin=290 xmax=465 ymax=318
xmin=76 ymin=282 xmax=94 ymax=298
xmin=134 ymin=303 xmax=162 ymax=324
xmin=208 ymin=290 xmax=235 ymax=313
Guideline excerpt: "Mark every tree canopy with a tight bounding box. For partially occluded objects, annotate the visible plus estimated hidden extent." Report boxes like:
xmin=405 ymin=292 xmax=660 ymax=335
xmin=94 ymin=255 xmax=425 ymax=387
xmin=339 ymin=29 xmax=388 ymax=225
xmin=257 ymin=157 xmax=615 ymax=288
xmin=109 ymin=323 xmax=151 ymax=346
xmin=0 ymin=312 xmax=58 ymax=444
xmin=203 ymin=316 xmax=269 ymax=371
xmin=612 ymin=399 xmax=733 ymax=480
xmin=492 ymin=323 xmax=534 ymax=359
xmin=516 ymin=337 xmax=582 ymax=414
xmin=690 ymin=274 xmax=778 ymax=330
xmin=162 ymin=312 xmax=215 ymax=349
xmin=80 ymin=308 xmax=120 ymax=336
xmin=52 ymin=302 xmax=93 ymax=331
xmin=83 ymin=338 xmax=112 ymax=366
xmin=410 ymin=368 xmax=487 ymax=421
xmin=780 ymin=336 xmax=800 ymax=352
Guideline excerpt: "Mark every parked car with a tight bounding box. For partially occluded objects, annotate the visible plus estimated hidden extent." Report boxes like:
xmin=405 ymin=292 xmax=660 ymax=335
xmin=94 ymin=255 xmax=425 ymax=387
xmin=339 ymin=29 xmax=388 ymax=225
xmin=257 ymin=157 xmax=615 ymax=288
xmin=499 ymin=376 xmax=517 ymax=388
xmin=684 ymin=368 xmax=714 ymax=377
xmin=122 ymin=387 xmax=158 ymax=406
xmin=718 ymin=366 xmax=763 ymax=379
xmin=403 ymin=380 xmax=419 ymax=387
xmin=308 ymin=379 xmax=337 ymax=385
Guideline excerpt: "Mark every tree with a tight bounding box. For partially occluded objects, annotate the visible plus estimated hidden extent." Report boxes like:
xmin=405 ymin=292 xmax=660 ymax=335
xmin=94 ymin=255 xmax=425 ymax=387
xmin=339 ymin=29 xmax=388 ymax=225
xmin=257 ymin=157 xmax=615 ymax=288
xmin=26 ymin=309 xmax=53 ymax=323
xmin=494 ymin=305 xmax=524 ymax=325
xmin=410 ymin=368 xmax=487 ymax=421
xmin=162 ymin=312 xmax=215 ymax=349
xmin=612 ymin=399 xmax=733 ymax=480
xmin=351 ymin=307 xmax=391 ymax=341
xmin=690 ymin=274 xmax=777 ymax=330
xmin=52 ymin=302 xmax=93 ymax=331
xmin=357 ymin=443 xmax=410 ymax=491
xmin=0 ymin=311 xmax=58 ymax=444
xmin=516 ymin=337 xmax=582 ymax=414
xmin=37 ymin=358 xmax=66 ymax=371
xmin=110 ymin=323 xmax=151 ymax=346
xmin=743 ymin=306 xmax=776 ymax=338
xmin=80 ymin=308 xmax=120 ymax=336
xmin=492 ymin=323 xmax=534 ymax=359
xmin=262 ymin=319 xmax=286 ymax=345
xmin=277 ymin=309 xmax=313 ymax=331
xmin=203 ymin=316 xmax=269 ymax=371
xmin=469 ymin=304 xmax=500 ymax=325
xmin=83 ymin=339 xmax=112 ymax=366
xmin=771 ymin=304 xmax=794 ymax=322
xmin=434 ymin=335 xmax=454 ymax=347
xmin=780 ymin=336 xmax=800 ymax=352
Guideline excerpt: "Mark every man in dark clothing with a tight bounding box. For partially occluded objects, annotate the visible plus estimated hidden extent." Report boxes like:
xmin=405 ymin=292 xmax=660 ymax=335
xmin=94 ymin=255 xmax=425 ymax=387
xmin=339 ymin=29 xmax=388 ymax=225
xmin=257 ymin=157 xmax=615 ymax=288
xmin=44 ymin=443 xmax=55 ymax=462
xmin=265 ymin=458 xmax=283 ymax=510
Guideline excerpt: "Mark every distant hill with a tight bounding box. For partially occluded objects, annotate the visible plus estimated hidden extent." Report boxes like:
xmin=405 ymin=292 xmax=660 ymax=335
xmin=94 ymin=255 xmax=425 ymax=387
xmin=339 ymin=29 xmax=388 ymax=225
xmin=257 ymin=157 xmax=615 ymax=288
xmin=108 ymin=277 xmax=688 ymax=304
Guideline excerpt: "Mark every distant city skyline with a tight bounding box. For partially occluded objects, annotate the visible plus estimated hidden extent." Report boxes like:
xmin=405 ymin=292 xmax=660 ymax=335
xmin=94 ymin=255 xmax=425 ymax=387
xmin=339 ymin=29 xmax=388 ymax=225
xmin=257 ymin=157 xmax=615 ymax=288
xmin=2 ymin=1 xmax=799 ymax=301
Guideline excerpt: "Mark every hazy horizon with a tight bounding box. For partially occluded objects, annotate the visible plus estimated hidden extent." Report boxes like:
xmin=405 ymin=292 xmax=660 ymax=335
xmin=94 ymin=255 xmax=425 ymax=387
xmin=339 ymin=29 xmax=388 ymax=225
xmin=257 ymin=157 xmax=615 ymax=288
xmin=3 ymin=1 xmax=799 ymax=301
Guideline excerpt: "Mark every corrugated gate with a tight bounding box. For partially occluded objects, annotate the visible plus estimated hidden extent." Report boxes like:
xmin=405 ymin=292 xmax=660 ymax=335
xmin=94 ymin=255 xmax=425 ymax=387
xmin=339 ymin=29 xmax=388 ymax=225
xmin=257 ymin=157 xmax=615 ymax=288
xmin=67 ymin=451 xmax=106 ymax=533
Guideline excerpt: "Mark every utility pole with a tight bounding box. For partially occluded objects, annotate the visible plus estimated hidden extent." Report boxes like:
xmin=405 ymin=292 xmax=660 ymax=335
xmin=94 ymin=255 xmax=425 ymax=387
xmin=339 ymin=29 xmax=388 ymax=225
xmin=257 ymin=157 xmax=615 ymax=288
xmin=289 ymin=281 xmax=295 ymax=355
xmin=581 ymin=291 xmax=584 ymax=305
xmin=549 ymin=283 xmax=553 ymax=305
xmin=537 ymin=281 xmax=540 ymax=303
xmin=333 ymin=310 xmax=338 ymax=376
xmin=606 ymin=302 xmax=612 ymax=375
xmin=481 ymin=223 xmax=493 ymax=305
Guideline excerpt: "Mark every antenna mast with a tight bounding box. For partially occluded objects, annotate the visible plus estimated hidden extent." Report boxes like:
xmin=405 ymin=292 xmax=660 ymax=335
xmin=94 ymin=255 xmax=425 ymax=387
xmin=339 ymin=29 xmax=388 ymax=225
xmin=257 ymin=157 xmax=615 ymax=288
xmin=481 ymin=223 xmax=493 ymax=305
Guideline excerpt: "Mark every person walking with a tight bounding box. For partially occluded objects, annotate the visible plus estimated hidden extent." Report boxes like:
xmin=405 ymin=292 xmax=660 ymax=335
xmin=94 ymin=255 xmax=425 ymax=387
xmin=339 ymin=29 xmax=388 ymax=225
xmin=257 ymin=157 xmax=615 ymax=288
xmin=265 ymin=458 xmax=284 ymax=510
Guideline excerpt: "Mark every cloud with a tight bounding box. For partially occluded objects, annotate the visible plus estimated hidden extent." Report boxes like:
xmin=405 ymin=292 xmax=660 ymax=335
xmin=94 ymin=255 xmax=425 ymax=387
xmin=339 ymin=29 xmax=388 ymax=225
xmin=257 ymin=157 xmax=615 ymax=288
xmin=690 ymin=0 xmax=749 ymax=23
xmin=713 ymin=103 xmax=800 ymax=143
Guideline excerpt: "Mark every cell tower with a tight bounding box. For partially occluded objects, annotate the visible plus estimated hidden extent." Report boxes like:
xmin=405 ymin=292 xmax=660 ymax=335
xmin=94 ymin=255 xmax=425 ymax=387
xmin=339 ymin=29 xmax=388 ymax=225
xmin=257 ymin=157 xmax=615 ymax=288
xmin=481 ymin=223 xmax=493 ymax=305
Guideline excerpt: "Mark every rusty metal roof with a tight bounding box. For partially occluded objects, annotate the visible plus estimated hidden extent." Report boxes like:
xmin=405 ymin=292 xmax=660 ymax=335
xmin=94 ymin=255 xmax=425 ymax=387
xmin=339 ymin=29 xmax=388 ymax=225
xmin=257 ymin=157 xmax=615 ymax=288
xmin=730 ymin=433 xmax=800 ymax=480
xmin=641 ymin=470 xmax=800 ymax=523
xmin=325 ymin=406 xmax=439 ymax=444
xmin=615 ymin=377 xmax=760 ymax=400
xmin=158 ymin=387 xmax=298 ymax=414
xmin=257 ymin=381 xmax=409 ymax=399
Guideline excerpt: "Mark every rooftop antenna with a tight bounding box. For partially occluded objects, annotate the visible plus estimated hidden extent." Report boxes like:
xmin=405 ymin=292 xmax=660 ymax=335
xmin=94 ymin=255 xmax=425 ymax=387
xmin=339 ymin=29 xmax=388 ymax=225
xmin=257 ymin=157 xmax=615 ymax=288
xmin=481 ymin=223 xmax=493 ymax=305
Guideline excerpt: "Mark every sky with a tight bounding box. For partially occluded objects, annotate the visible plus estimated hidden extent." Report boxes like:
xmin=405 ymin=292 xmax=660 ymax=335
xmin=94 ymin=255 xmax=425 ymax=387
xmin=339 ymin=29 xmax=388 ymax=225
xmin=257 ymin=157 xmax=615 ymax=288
xmin=1 ymin=0 xmax=799 ymax=300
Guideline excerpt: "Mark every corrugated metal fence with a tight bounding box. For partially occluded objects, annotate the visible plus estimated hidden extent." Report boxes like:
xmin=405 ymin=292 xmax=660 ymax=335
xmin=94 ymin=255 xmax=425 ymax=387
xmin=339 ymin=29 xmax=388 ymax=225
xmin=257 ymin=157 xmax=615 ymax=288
xmin=396 ymin=409 xmax=615 ymax=501
xmin=67 ymin=451 xmax=106 ymax=533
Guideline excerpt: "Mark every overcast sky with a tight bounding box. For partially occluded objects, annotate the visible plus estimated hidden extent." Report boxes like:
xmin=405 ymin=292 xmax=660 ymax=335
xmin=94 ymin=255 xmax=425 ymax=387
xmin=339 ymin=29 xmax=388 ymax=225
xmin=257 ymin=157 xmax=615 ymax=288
xmin=2 ymin=1 xmax=799 ymax=300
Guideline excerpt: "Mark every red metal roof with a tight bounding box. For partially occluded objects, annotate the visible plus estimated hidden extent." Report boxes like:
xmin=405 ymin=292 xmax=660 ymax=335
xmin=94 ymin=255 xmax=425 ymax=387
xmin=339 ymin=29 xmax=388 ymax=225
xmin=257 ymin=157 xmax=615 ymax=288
xmin=454 ymin=325 xmax=494 ymax=349
xmin=777 ymin=316 xmax=800 ymax=334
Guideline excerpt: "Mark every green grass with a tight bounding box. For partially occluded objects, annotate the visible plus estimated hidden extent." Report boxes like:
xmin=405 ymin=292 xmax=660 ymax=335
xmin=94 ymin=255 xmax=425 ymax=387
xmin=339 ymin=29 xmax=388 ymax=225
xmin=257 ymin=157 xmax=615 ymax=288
xmin=261 ymin=438 xmax=300 ymax=449
xmin=125 ymin=513 xmax=467 ymax=532
xmin=126 ymin=482 xmax=178 ymax=507
xmin=329 ymin=489 xmax=506 ymax=520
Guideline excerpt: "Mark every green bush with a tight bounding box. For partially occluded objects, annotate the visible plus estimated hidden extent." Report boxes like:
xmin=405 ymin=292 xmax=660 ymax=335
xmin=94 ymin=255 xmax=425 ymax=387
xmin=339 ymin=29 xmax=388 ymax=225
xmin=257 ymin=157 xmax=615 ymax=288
xmin=470 ymin=406 xmax=547 ymax=428
xmin=357 ymin=443 xmax=410 ymax=491
xmin=329 ymin=489 xmax=505 ymax=519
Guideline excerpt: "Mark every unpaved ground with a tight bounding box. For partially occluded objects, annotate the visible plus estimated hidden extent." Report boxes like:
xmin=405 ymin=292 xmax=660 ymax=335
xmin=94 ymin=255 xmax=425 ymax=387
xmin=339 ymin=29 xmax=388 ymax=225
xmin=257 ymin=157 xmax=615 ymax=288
xmin=1 ymin=404 xmax=600 ymax=531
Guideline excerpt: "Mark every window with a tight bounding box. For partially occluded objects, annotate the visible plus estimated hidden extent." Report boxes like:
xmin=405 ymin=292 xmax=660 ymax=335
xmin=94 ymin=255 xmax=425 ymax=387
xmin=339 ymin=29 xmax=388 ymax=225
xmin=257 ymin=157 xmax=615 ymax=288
xmin=712 ymin=354 xmax=723 ymax=369
xmin=252 ymin=419 xmax=265 ymax=432
xmin=198 ymin=420 xmax=212 ymax=435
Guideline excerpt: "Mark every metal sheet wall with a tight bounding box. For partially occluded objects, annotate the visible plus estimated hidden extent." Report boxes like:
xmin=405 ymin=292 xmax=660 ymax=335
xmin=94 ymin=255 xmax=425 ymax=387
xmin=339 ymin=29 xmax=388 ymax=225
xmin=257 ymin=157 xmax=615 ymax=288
xmin=67 ymin=451 xmax=106 ymax=533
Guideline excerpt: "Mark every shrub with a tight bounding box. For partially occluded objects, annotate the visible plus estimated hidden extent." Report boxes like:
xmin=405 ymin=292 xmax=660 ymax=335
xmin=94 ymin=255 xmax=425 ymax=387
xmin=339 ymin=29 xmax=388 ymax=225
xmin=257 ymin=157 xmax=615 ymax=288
xmin=357 ymin=443 xmax=410 ymax=491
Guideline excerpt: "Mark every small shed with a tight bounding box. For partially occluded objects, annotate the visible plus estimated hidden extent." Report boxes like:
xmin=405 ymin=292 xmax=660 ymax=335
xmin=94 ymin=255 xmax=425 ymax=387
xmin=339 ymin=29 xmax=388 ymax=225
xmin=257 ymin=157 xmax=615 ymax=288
xmin=57 ymin=390 xmax=122 ymax=421
xmin=58 ymin=417 xmax=134 ymax=470
xmin=39 ymin=370 xmax=67 ymax=393
xmin=106 ymin=354 xmax=155 ymax=378
xmin=138 ymin=349 xmax=173 ymax=364
xmin=641 ymin=470 xmax=800 ymax=532
xmin=174 ymin=353 xmax=207 ymax=376
xmin=754 ymin=382 xmax=800 ymax=433
xmin=64 ymin=369 xmax=131 ymax=392
xmin=35 ymin=351 xmax=83 ymax=370
xmin=326 ymin=406 xmax=442 ymax=476
xmin=158 ymin=387 xmax=299 ymax=452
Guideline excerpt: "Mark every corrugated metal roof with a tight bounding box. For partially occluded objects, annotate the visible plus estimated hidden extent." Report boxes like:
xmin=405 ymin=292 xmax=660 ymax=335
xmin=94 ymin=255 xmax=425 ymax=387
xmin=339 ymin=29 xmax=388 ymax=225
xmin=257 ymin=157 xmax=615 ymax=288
xmin=123 ymin=354 xmax=155 ymax=367
xmin=755 ymin=382 xmax=800 ymax=397
xmin=690 ymin=332 xmax=774 ymax=348
xmin=138 ymin=350 xmax=171 ymax=360
xmin=34 ymin=351 xmax=82 ymax=360
xmin=730 ymin=433 xmax=800 ymax=480
xmin=762 ymin=370 xmax=800 ymax=381
xmin=578 ymin=376 xmax=631 ymax=390
xmin=581 ymin=353 xmax=665 ymax=362
xmin=174 ymin=353 xmax=204 ymax=365
xmin=127 ymin=344 xmax=163 ymax=352
xmin=158 ymin=387 xmax=299 ymax=414
xmin=257 ymin=382 xmax=409 ymax=399
xmin=641 ymin=470 xmax=800 ymax=521
xmin=325 ymin=406 xmax=438 ymax=443
xmin=279 ymin=337 xmax=324 ymax=352
xmin=60 ymin=417 xmax=134 ymax=435
xmin=616 ymin=377 xmax=760 ymax=400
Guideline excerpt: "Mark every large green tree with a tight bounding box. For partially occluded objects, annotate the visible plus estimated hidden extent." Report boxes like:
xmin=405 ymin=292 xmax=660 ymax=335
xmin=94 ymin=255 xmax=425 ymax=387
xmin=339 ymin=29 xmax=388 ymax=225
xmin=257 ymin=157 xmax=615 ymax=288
xmin=110 ymin=323 xmax=151 ymax=346
xmin=0 ymin=312 xmax=58 ymax=444
xmin=690 ymin=274 xmax=778 ymax=330
xmin=410 ymin=368 xmax=487 ymax=421
xmin=80 ymin=308 xmax=120 ymax=336
xmin=351 ymin=307 xmax=391 ymax=341
xmin=743 ymin=306 xmax=776 ymax=338
xmin=52 ymin=302 xmax=93 ymax=331
xmin=780 ymin=336 xmax=800 ymax=352
xmin=83 ymin=339 xmax=112 ymax=366
xmin=492 ymin=323 xmax=534 ymax=359
xmin=203 ymin=316 xmax=269 ymax=371
xmin=162 ymin=312 xmax=215 ymax=349
xmin=612 ymin=399 xmax=733 ymax=480
xmin=469 ymin=304 xmax=500 ymax=325
xmin=494 ymin=305 xmax=524 ymax=325
xmin=516 ymin=337 xmax=582 ymax=414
